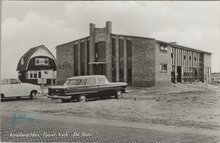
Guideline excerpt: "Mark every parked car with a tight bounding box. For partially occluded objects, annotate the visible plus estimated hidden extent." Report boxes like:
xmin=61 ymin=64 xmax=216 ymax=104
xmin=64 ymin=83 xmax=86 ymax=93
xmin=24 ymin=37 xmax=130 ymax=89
xmin=47 ymin=75 xmax=127 ymax=102
xmin=1 ymin=78 xmax=40 ymax=101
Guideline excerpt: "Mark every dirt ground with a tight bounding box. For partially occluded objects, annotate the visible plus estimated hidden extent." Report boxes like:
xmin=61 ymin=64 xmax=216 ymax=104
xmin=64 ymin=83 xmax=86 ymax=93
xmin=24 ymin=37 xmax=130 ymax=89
xmin=1 ymin=82 xmax=220 ymax=131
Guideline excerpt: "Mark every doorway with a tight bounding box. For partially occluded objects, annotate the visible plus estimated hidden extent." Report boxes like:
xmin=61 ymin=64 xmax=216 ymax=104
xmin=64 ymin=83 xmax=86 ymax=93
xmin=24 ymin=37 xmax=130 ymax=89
xmin=177 ymin=66 xmax=182 ymax=82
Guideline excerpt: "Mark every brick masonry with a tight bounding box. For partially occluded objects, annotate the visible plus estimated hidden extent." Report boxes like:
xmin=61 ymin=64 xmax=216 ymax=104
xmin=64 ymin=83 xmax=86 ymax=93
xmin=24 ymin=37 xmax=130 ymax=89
xmin=131 ymin=37 xmax=156 ymax=87
xmin=56 ymin=21 xmax=212 ymax=86
xmin=56 ymin=42 xmax=74 ymax=85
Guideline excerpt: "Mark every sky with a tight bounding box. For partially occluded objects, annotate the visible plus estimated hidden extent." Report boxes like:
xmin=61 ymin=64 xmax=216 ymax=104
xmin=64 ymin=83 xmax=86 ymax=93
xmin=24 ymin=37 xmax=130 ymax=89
xmin=1 ymin=1 xmax=220 ymax=78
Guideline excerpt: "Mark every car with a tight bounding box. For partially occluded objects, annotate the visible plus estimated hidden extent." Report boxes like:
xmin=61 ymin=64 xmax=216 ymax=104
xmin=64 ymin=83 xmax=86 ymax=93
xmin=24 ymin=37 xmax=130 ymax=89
xmin=1 ymin=78 xmax=40 ymax=101
xmin=47 ymin=75 xmax=127 ymax=102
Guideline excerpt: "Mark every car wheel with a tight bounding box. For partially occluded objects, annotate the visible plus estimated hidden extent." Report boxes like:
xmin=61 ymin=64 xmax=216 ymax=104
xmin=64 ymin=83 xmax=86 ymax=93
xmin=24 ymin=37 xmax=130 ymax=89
xmin=78 ymin=95 xmax=87 ymax=102
xmin=115 ymin=90 xmax=123 ymax=99
xmin=30 ymin=91 xmax=37 ymax=99
xmin=61 ymin=99 xmax=68 ymax=103
xmin=1 ymin=94 xmax=4 ymax=102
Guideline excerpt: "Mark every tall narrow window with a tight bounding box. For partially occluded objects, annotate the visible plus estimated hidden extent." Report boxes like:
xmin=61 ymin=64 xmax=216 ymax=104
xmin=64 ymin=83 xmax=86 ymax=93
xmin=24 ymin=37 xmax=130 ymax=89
xmin=95 ymin=42 xmax=106 ymax=62
xmin=112 ymin=38 xmax=116 ymax=82
xmin=80 ymin=42 xmax=85 ymax=75
xmin=87 ymin=40 xmax=90 ymax=74
xmin=38 ymin=71 xmax=41 ymax=78
xmin=127 ymin=40 xmax=132 ymax=85
xmin=74 ymin=44 xmax=78 ymax=76
xmin=119 ymin=39 xmax=124 ymax=82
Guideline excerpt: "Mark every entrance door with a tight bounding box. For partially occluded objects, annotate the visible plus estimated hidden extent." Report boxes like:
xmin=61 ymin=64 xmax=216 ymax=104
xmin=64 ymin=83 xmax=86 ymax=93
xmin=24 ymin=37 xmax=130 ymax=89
xmin=94 ymin=65 xmax=106 ymax=75
xmin=177 ymin=66 xmax=182 ymax=82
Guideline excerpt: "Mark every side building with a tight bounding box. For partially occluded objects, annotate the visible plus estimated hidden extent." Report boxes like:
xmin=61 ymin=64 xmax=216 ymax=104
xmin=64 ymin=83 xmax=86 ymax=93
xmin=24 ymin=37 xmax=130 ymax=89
xmin=17 ymin=45 xmax=57 ymax=85
xmin=56 ymin=21 xmax=211 ymax=86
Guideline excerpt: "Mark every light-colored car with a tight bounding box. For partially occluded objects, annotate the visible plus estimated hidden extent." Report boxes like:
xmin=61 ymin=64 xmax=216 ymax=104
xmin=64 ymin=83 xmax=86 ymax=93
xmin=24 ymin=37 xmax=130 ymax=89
xmin=0 ymin=78 xmax=40 ymax=101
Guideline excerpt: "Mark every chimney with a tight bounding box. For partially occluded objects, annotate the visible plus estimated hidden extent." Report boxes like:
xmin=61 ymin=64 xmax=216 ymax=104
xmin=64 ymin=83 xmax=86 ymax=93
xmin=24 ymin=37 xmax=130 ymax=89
xmin=106 ymin=21 xmax=112 ymax=34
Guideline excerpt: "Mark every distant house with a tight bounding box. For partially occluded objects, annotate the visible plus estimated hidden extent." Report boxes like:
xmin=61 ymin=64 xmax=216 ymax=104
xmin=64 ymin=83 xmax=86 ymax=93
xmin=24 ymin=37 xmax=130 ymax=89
xmin=17 ymin=45 xmax=57 ymax=85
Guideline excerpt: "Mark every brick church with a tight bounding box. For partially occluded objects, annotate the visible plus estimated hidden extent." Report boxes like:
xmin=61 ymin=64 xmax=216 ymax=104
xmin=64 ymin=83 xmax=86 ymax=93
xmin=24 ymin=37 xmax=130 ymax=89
xmin=56 ymin=21 xmax=211 ymax=87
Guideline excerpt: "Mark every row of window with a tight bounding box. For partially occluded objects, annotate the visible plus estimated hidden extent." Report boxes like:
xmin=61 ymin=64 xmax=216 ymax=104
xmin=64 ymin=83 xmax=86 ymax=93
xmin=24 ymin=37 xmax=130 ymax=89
xmin=35 ymin=58 xmax=49 ymax=65
xmin=171 ymin=53 xmax=198 ymax=61
xmin=29 ymin=71 xmax=48 ymax=79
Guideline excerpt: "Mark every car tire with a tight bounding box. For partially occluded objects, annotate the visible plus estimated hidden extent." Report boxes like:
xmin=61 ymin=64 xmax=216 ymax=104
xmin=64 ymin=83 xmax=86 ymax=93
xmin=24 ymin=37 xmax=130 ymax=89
xmin=115 ymin=90 xmax=123 ymax=99
xmin=30 ymin=91 xmax=37 ymax=99
xmin=78 ymin=95 xmax=87 ymax=102
xmin=1 ymin=94 xmax=4 ymax=102
xmin=61 ymin=99 xmax=69 ymax=103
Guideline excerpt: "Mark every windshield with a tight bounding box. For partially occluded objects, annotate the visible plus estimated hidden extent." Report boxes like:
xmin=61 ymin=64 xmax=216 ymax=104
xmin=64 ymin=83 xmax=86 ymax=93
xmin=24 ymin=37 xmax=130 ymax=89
xmin=1 ymin=79 xmax=9 ymax=85
xmin=64 ymin=79 xmax=85 ymax=86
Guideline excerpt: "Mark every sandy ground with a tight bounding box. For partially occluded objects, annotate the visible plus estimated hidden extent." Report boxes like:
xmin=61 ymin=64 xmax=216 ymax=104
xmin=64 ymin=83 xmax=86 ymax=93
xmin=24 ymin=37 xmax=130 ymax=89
xmin=1 ymin=82 xmax=220 ymax=131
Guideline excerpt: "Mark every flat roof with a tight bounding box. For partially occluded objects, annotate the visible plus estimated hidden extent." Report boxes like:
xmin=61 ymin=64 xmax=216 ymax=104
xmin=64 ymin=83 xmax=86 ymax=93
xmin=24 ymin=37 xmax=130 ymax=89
xmin=55 ymin=33 xmax=211 ymax=54
xmin=56 ymin=36 xmax=89 ymax=48
xmin=156 ymin=40 xmax=212 ymax=54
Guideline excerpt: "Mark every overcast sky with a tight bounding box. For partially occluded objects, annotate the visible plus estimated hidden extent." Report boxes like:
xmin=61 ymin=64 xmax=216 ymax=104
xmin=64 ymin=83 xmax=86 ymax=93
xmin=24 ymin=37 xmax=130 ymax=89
xmin=1 ymin=1 xmax=220 ymax=78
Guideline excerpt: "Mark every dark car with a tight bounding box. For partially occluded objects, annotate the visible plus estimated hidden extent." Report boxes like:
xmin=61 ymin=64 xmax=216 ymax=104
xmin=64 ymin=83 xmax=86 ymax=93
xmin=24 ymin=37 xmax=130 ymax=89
xmin=47 ymin=75 xmax=127 ymax=102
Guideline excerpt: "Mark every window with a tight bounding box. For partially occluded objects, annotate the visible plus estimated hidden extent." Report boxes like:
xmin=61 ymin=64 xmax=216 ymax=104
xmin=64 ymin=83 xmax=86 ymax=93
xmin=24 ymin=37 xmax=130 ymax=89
xmin=34 ymin=72 xmax=37 ymax=78
xmin=189 ymin=56 xmax=191 ymax=60
xmin=171 ymin=53 xmax=173 ymax=58
xmin=64 ymin=79 xmax=85 ymax=86
xmin=21 ymin=58 xmax=24 ymax=65
xmin=38 ymin=71 xmax=41 ymax=78
xmin=30 ymin=73 xmax=33 ymax=78
xmin=36 ymin=58 xmax=39 ymax=64
xmin=81 ymin=42 xmax=85 ymax=75
xmin=159 ymin=44 xmax=168 ymax=52
xmin=45 ymin=59 xmax=49 ymax=64
xmin=74 ymin=44 xmax=78 ymax=76
xmin=86 ymin=77 xmax=97 ymax=85
xmin=183 ymin=55 xmax=186 ymax=60
xmin=97 ymin=77 xmax=107 ymax=84
xmin=35 ymin=58 xmax=49 ymax=65
xmin=1 ymin=79 xmax=9 ymax=85
xmin=9 ymin=79 xmax=21 ymax=84
xmin=160 ymin=64 xmax=167 ymax=72
xmin=194 ymin=57 xmax=197 ymax=61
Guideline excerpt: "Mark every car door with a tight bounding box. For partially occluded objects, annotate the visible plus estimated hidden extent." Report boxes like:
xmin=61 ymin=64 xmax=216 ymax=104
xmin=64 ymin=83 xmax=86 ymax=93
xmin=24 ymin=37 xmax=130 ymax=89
xmin=9 ymin=79 xmax=24 ymax=97
xmin=97 ymin=77 xmax=116 ymax=98
xmin=85 ymin=77 xmax=99 ymax=98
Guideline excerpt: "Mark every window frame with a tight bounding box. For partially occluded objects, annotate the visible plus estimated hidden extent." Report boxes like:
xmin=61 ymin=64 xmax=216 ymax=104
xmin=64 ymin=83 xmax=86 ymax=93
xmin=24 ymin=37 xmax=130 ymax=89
xmin=160 ymin=63 xmax=168 ymax=72
xmin=86 ymin=77 xmax=98 ymax=85
xmin=159 ymin=44 xmax=168 ymax=52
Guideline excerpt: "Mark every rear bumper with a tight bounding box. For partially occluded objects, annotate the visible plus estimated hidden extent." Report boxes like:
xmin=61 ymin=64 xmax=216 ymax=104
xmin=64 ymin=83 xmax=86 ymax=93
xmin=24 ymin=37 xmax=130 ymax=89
xmin=47 ymin=95 xmax=71 ymax=100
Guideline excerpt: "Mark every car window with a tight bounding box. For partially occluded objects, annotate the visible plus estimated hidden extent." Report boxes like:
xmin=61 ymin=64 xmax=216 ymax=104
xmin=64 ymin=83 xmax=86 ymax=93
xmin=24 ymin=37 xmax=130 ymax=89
xmin=1 ymin=79 xmax=9 ymax=85
xmin=97 ymin=77 xmax=106 ymax=84
xmin=9 ymin=79 xmax=21 ymax=84
xmin=64 ymin=79 xmax=84 ymax=86
xmin=86 ymin=77 xmax=97 ymax=85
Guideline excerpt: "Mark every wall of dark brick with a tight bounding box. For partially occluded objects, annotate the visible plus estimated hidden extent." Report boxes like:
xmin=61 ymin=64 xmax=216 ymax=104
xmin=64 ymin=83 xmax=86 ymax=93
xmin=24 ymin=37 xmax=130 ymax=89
xmin=56 ymin=42 xmax=74 ymax=85
xmin=131 ymin=37 xmax=156 ymax=87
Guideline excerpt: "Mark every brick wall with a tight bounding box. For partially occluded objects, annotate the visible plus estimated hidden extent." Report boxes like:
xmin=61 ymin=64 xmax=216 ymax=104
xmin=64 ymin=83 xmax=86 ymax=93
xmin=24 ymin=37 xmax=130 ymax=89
xmin=131 ymin=37 xmax=156 ymax=87
xmin=155 ymin=43 xmax=172 ymax=86
xmin=56 ymin=42 xmax=74 ymax=85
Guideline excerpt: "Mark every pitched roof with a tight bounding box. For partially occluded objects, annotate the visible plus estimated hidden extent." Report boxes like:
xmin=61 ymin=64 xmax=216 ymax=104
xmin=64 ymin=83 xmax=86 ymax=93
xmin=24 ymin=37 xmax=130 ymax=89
xmin=17 ymin=45 xmax=56 ymax=71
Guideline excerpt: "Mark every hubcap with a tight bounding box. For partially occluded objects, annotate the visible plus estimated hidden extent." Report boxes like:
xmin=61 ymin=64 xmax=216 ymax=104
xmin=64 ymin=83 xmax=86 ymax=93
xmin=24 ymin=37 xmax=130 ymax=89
xmin=80 ymin=96 xmax=86 ymax=102
xmin=117 ymin=91 xmax=122 ymax=99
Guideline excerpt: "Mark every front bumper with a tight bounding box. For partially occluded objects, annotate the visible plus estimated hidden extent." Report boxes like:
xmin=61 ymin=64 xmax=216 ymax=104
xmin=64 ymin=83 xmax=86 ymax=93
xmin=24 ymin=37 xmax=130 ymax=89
xmin=47 ymin=95 xmax=71 ymax=100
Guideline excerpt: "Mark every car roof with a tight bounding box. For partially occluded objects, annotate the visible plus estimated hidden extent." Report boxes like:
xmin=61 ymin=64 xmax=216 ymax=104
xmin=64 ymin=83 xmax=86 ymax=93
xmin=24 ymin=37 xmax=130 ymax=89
xmin=68 ymin=75 xmax=105 ymax=80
